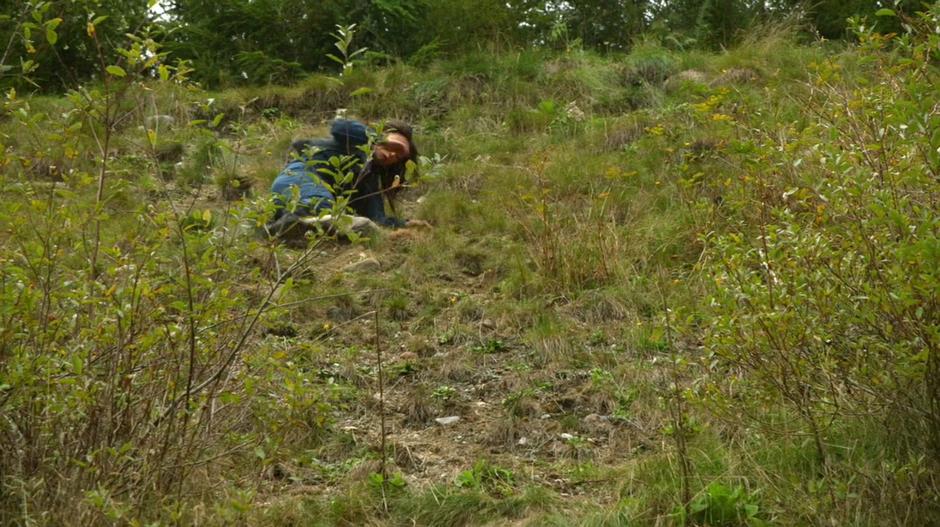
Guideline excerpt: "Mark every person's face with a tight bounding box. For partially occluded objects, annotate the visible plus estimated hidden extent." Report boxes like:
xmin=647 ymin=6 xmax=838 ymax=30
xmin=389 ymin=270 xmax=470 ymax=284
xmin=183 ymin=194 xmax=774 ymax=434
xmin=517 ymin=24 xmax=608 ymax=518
xmin=373 ymin=132 xmax=410 ymax=167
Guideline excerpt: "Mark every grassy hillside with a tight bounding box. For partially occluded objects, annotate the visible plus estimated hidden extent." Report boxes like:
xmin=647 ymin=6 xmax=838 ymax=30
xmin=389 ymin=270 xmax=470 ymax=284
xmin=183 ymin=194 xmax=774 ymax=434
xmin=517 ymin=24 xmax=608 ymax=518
xmin=2 ymin=14 xmax=939 ymax=527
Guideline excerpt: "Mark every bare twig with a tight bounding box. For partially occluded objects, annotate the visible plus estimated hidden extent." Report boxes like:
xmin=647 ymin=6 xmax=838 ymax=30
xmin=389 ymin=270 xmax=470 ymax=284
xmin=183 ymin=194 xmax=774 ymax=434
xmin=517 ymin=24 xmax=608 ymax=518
xmin=374 ymin=307 xmax=389 ymax=513
xmin=658 ymin=278 xmax=692 ymax=515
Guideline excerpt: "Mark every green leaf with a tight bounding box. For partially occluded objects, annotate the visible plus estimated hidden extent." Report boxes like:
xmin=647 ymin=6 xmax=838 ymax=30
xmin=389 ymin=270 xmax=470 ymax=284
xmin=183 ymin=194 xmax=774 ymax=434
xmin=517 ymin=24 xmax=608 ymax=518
xmin=148 ymin=0 xmax=159 ymax=7
xmin=211 ymin=113 xmax=225 ymax=128
xmin=72 ymin=354 xmax=84 ymax=375
xmin=744 ymin=503 xmax=759 ymax=517
xmin=158 ymin=64 xmax=170 ymax=81
xmin=45 ymin=28 xmax=57 ymax=45
xmin=45 ymin=18 xmax=62 ymax=30
xmin=350 ymin=87 xmax=373 ymax=97
xmin=368 ymin=472 xmax=384 ymax=487
xmin=106 ymin=65 xmax=126 ymax=77
xmin=875 ymin=8 xmax=896 ymax=17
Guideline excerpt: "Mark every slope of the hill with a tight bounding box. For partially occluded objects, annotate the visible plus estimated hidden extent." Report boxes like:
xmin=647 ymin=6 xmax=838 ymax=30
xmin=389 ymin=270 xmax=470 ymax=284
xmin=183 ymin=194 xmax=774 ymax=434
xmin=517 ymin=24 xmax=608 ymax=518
xmin=2 ymin=16 xmax=938 ymax=526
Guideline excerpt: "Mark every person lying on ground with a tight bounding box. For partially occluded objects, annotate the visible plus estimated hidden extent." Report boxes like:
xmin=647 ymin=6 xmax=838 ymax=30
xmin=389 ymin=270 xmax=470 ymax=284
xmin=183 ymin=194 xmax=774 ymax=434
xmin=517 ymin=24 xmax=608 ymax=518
xmin=267 ymin=119 xmax=428 ymax=237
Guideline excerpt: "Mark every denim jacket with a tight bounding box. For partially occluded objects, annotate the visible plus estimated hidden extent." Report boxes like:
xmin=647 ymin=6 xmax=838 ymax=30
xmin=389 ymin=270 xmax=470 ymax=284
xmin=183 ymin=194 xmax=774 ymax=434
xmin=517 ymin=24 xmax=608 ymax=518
xmin=270 ymin=119 xmax=405 ymax=227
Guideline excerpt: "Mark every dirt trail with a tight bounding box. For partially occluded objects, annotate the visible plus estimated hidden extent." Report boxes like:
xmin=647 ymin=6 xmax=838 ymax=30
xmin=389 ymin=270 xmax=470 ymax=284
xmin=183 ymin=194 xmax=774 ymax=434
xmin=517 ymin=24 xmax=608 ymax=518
xmin=260 ymin=226 xmax=655 ymax=507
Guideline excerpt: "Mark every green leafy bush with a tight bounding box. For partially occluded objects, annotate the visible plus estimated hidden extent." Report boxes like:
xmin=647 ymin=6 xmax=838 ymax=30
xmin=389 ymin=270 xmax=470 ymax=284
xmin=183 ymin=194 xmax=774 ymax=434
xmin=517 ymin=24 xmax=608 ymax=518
xmin=455 ymin=460 xmax=515 ymax=497
xmin=684 ymin=483 xmax=766 ymax=527
xmin=697 ymin=1 xmax=940 ymax=504
xmin=0 ymin=24 xmax=343 ymax=524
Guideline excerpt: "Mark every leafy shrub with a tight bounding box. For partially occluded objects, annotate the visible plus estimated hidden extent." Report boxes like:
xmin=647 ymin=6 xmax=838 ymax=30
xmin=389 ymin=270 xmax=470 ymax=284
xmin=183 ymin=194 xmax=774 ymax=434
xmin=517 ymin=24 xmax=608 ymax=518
xmin=623 ymin=41 xmax=678 ymax=86
xmin=455 ymin=460 xmax=515 ymax=497
xmin=684 ymin=483 xmax=766 ymax=527
xmin=233 ymin=51 xmax=303 ymax=85
xmin=698 ymin=2 xmax=940 ymax=498
xmin=214 ymin=169 xmax=253 ymax=201
xmin=0 ymin=27 xmax=342 ymax=524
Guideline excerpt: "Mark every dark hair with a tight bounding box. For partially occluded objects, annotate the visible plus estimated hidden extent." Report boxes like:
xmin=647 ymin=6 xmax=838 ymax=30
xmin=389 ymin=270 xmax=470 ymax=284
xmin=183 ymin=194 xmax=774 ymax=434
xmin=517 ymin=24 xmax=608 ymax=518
xmin=382 ymin=120 xmax=419 ymax=192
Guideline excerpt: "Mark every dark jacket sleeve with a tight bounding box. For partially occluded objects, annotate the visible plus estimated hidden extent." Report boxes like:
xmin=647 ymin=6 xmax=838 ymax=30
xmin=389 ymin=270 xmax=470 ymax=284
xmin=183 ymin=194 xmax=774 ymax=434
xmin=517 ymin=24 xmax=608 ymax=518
xmin=350 ymin=161 xmax=406 ymax=227
xmin=354 ymin=193 xmax=406 ymax=228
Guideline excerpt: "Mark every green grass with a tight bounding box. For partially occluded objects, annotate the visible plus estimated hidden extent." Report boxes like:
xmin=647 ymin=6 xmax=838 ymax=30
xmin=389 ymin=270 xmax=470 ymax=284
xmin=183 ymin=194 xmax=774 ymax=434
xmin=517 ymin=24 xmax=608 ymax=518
xmin=3 ymin=23 xmax=939 ymax=527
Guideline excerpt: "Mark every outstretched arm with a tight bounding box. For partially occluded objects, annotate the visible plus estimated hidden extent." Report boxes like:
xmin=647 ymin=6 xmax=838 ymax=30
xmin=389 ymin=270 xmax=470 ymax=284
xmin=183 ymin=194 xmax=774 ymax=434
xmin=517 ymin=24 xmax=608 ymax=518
xmin=353 ymin=192 xmax=406 ymax=228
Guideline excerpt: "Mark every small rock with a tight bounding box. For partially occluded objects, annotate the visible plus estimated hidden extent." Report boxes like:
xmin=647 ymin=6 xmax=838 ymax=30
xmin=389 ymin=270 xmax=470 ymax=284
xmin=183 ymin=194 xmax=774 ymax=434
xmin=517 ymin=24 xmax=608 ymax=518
xmin=348 ymin=216 xmax=379 ymax=234
xmin=517 ymin=437 xmax=528 ymax=446
xmin=711 ymin=67 xmax=759 ymax=87
xmin=583 ymin=413 xmax=613 ymax=434
xmin=399 ymin=351 xmax=418 ymax=361
xmin=560 ymin=433 xmax=576 ymax=441
xmin=481 ymin=319 xmax=495 ymax=329
xmin=540 ymin=414 xmax=552 ymax=420
xmin=435 ymin=416 xmax=460 ymax=426
xmin=299 ymin=215 xmax=378 ymax=237
xmin=343 ymin=257 xmax=381 ymax=273
xmin=664 ymin=69 xmax=709 ymax=92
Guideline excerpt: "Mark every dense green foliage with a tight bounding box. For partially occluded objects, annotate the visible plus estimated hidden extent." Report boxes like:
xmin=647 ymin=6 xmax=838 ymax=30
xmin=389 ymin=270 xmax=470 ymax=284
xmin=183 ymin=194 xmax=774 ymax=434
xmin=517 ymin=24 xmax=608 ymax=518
xmin=0 ymin=0 xmax=925 ymax=89
xmin=160 ymin=0 xmax=925 ymax=86
xmin=0 ymin=0 xmax=150 ymax=90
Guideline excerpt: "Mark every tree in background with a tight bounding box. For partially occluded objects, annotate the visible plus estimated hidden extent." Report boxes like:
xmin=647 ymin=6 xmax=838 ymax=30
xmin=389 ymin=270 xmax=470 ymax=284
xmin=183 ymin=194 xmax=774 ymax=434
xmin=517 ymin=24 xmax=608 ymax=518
xmin=406 ymin=0 xmax=526 ymax=56
xmin=0 ymin=0 xmax=150 ymax=91
xmin=6 ymin=0 xmax=931 ymax=90
xmin=347 ymin=0 xmax=425 ymax=59
xmin=158 ymin=0 xmax=333 ymax=86
xmin=159 ymin=0 xmax=527 ymax=86
xmin=650 ymin=0 xmax=763 ymax=49
xmin=552 ymin=0 xmax=650 ymax=51
xmin=790 ymin=0 xmax=925 ymax=39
